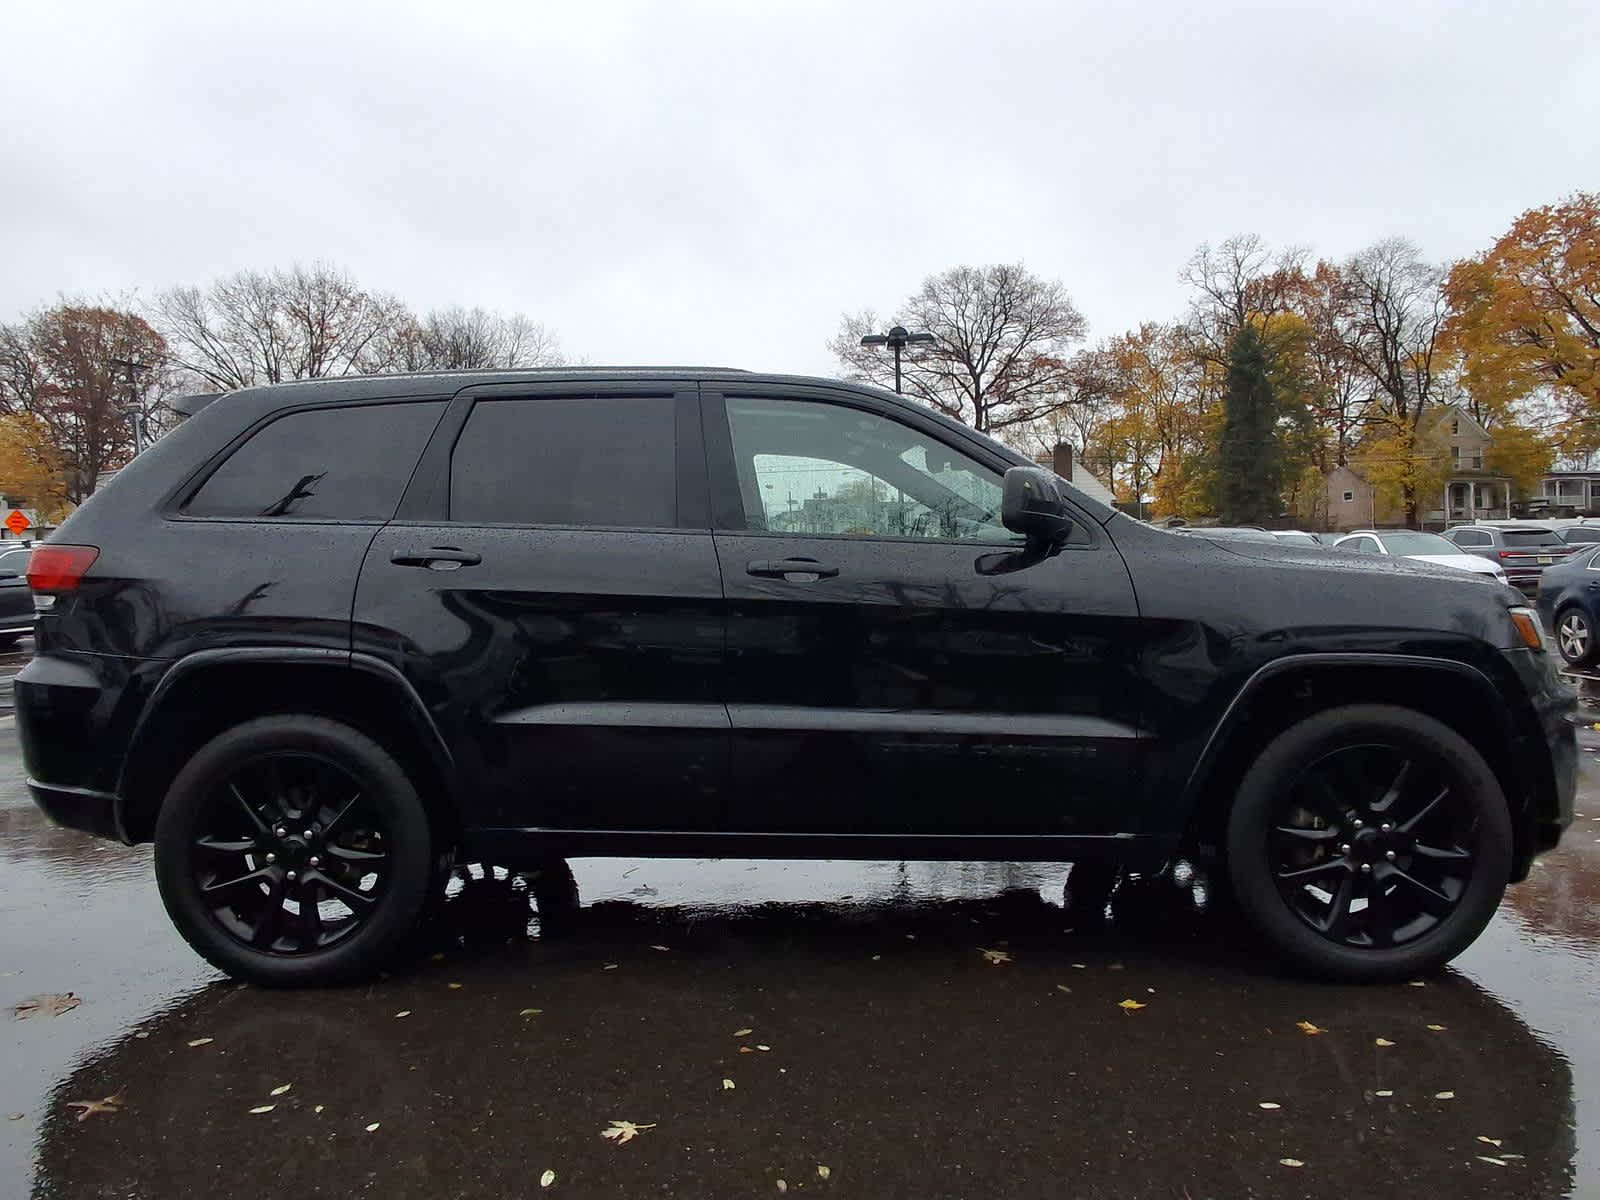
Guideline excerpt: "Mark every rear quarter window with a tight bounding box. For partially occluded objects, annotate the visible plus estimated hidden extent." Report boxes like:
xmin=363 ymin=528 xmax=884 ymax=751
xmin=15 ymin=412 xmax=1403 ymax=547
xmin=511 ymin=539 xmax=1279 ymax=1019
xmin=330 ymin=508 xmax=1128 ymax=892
xmin=184 ymin=402 xmax=447 ymax=521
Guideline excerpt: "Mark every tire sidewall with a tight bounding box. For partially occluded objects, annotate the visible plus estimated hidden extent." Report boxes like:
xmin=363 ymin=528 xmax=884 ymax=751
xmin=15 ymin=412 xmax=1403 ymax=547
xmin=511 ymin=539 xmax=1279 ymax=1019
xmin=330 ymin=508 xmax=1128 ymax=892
xmin=154 ymin=716 xmax=432 ymax=987
xmin=1226 ymin=704 xmax=1512 ymax=982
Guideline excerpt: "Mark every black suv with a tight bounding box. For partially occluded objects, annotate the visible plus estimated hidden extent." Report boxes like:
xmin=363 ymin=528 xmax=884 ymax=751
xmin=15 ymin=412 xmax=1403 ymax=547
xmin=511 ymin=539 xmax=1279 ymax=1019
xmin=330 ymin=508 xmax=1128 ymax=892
xmin=18 ymin=370 xmax=1576 ymax=986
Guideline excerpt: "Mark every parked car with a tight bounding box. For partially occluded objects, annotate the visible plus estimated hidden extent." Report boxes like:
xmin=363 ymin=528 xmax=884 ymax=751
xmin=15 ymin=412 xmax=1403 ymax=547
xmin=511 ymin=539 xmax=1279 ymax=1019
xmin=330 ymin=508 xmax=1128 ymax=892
xmin=1442 ymin=523 xmax=1574 ymax=597
xmin=17 ymin=369 xmax=1575 ymax=987
xmin=1180 ymin=526 xmax=1279 ymax=543
xmin=1271 ymin=530 xmax=1326 ymax=548
xmin=1554 ymin=523 xmax=1600 ymax=546
xmin=0 ymin=546 xmax=33 ymax=648
xmin=1332 ymin=530 xmax=1508 ymax=584
xmin=1534 ymin=546 xmax=1600 ymax=666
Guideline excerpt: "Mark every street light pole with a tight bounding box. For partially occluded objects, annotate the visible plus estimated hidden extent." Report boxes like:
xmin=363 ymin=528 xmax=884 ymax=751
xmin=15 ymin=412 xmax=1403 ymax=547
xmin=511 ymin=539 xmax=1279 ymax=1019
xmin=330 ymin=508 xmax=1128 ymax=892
xmin=109 ymin=358 xmax=151 ymax=455
xmin=859 ymin=325 xmax=935 ymax=395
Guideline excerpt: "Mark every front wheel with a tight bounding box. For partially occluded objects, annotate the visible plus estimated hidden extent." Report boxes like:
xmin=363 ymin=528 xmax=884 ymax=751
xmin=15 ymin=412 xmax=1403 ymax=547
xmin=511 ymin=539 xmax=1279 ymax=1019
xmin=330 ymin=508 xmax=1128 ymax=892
xmin=154 ymin=716 xmax=434 ymax=987
xmin=1226 ymin=704 xmax=1511 ymax=982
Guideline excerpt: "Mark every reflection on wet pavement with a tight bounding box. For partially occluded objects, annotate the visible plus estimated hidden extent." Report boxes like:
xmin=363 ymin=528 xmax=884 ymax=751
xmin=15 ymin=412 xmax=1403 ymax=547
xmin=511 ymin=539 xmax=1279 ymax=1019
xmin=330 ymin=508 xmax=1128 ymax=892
xmin=3 ymin=734 xmax=1599 ymax=1198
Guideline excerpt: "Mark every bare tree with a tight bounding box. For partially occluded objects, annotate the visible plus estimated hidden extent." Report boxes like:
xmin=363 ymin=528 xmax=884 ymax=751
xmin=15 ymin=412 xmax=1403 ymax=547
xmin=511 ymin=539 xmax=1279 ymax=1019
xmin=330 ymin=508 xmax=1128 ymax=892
xmin=829 ymin=263 xmax=1089 ymax=434
xmin=395 ymin=306 xmax=563 ymax=371
xmin=1182 ymin=234 xmax=1309 ymax=362
xmin=155 ymin=263 xmax=412 ymax=390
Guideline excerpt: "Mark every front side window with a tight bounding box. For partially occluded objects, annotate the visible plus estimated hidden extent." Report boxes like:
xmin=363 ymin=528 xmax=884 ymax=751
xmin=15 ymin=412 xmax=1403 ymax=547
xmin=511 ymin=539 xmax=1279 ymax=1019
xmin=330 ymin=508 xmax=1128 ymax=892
xmin=724 ymin=397 xmax=1011 ymax=541
xmin=186 ymin=401 xmax=446 ymax=520
xmin=449 ymin=395 xmax=678 ymax=527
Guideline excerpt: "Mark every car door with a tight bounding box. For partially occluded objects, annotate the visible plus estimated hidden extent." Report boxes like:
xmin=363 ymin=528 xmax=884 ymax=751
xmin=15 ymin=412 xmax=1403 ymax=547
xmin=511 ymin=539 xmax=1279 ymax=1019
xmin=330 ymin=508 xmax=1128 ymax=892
xmin=704 ymin=383 xmax=1144 ymax=838
xmin=352 ymin=382 xmax=728 ymax=836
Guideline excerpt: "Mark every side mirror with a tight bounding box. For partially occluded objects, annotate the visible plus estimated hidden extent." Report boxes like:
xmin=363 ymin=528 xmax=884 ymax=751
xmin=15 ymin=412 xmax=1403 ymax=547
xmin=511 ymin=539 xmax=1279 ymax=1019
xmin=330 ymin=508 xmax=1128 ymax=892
xmin=1001 ymin=466 xmax=1074 ymax=548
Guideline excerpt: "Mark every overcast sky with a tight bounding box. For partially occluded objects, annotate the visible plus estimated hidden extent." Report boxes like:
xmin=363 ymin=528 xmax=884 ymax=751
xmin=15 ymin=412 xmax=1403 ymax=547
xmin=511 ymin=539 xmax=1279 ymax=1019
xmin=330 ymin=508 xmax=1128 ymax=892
xmin=5 ymin=0 xmax=1596 ymax=376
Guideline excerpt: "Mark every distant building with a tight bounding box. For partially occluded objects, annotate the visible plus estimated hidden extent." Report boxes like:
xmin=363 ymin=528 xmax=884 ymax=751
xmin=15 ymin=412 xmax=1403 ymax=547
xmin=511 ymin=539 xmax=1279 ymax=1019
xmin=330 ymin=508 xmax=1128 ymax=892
xmin=1034 ymin=443 xmax=1117 ymax=507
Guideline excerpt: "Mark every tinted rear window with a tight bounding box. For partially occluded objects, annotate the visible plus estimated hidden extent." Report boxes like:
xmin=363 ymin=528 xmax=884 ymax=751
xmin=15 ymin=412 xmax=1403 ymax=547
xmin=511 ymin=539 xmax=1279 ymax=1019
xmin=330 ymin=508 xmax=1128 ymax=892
xmin=449 ymin=396 xmax=678 ymax=527
xmin=186 ymin=402 xmax=446 ymax=520
xmin=1503 ymin=530 xmax=1564 ymax=547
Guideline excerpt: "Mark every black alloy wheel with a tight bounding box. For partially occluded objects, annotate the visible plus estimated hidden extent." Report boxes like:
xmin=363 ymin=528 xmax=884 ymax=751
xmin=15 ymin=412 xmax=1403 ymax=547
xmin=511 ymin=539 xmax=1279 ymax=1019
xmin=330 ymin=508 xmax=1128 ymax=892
xmin=1227 ymin=705 xmax=1511 ymax=981
xmin=1555 ymin=607 xmax=1594 ymax=666
xmin=156 ymin=716 xmax=433 ymax=986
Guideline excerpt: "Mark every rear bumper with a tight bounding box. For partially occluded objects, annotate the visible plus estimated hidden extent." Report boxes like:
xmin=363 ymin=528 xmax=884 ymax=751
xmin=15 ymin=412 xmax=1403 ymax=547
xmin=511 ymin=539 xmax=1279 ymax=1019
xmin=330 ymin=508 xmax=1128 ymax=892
xmin=26 ymin=780 xmax=128 ymax=843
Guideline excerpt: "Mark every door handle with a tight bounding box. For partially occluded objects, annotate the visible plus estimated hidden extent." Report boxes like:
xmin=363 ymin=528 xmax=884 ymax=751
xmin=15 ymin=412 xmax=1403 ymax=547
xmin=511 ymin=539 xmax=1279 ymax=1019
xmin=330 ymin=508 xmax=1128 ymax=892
xmin=746 ymin=557 xmax=839 ymax=582
xmin=391 ymin=547 xmax=481 ymax=571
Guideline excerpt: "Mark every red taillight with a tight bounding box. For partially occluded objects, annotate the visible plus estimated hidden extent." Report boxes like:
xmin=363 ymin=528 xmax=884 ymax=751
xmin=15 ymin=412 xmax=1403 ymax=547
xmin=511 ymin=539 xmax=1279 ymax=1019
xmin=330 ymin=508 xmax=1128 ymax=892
xmin=26 ymin=545 xmax=100 ymax=591
xmin=1498 ymin=549 xmax=1516 ymax=558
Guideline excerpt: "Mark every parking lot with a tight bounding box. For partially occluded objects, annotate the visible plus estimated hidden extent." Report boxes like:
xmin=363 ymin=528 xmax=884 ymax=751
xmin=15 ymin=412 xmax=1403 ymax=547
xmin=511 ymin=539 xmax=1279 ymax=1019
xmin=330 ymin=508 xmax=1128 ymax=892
xmin=0 ymin=639 xmax=1595 ymax=1199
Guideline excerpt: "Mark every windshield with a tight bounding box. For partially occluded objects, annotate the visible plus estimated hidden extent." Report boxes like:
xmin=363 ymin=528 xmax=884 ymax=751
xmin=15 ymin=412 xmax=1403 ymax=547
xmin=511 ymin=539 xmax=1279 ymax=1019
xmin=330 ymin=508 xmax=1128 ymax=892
xmin=1377 ymin=531 xmax=1461 ymax=556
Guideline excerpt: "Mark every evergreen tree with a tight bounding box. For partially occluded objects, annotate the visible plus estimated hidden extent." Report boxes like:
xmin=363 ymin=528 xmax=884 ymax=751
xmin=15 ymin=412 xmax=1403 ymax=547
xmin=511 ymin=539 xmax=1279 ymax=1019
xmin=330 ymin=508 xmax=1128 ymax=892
xmin=1217 ymin=324 xmax=1284 ymax=524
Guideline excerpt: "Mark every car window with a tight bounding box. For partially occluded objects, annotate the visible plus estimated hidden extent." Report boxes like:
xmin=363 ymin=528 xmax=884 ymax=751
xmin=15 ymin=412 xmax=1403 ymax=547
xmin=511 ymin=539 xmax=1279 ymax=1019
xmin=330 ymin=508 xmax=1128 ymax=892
xmin=1502 ymin=530 xmax=1564 ymax=547
xmin=1335 ymin=536 xmax=1376 ymax=553
xmin=1560 ymin=527 xmax=1600 ymax=544
xmin=724 ymin=397 xmax=1013 ymax=541
xmin=186 ymin=402 xmax=446 ymax=521
xmin=1450 ymin=529 xmax=1489 ymax=547
xmin=449 ymin=395 xmax=678 ymax=527
xmin=1376 ymin=531 xmax=1459 ymax=555
xmin=1273 ymin=532 xmax=1320 ymax=547
xmin=0 ymin=548 xmax=28 ymax=577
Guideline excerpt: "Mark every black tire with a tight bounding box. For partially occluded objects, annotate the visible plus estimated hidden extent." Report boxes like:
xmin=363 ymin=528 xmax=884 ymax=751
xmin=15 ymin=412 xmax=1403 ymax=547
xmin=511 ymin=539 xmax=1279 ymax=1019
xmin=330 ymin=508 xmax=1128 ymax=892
xmin=1226 ymin=704 xmax=1511 ymax=982
xmin=1064 ymin=861 xmax=1119 ymax=921
xmin=526 ymin=858 xmax=580 ymax=936
xmin=154 ymin=716 xmax=434 ymax=987
xmin=1554 ymin=605 xmax=1595 ymax=666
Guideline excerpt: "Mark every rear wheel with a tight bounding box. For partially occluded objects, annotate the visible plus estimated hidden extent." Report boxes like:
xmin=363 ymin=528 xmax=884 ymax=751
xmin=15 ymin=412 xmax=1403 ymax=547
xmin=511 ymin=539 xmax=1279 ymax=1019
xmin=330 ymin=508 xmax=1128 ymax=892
xmin=154 ymin=716 xmax=433 ymax=987
xmin=1555 ymin=606 xmax=1595 ymax=666
xmin=1226 ymin=704 xmax=1510 ymax=982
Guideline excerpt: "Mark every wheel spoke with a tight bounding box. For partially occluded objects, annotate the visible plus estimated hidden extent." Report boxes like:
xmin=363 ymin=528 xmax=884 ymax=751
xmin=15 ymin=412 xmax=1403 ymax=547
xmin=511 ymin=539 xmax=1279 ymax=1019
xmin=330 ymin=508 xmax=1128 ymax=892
xmin=325 ymin=842 xmax=386 ymax=863
xmin=1397 ymin=786 xmax=1450 ymax=834
xmin=1410 ymin=842 xmax=1473 ymax=878
xmin=1272 ymin=825 xmax=1338 ymax=844
xmin=1367 ymin=875 xmax=1396 ymax=947
xmin=248 ymin=874 xmax=289 ymax=947
xmin=308 ymin=869 xmax=377 ymax=909
xmin=321 ymin=792 xmax=363 ymax=838
xmin=201 ymin=867 xmax=274 ymax=901
xmin=230 ymin=783 xmax=269 ymax=834
xmin=1276 ymin=857 xmax=1348 ymax=883
xmin=1319 ymin=871 xmax=1357 ymax=938
xmin=1370 ymin=758 xmax=1413 ymax=815
xmin=195 ymin=835 xmax=257 ymax=856
xmin=296 ymin=881 xmax=324 ymax=946
xmin=1388 ymin=866 xmax=1454 ymax=918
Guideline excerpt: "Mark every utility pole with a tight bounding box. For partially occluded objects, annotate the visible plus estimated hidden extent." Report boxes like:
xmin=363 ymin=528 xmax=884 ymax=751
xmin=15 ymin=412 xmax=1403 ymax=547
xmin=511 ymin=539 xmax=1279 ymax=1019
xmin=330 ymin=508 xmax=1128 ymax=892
xmin=859 ymin=325 xmax=935 ymax=395
xmin=110 ymin=358 xmax=151 ymax=455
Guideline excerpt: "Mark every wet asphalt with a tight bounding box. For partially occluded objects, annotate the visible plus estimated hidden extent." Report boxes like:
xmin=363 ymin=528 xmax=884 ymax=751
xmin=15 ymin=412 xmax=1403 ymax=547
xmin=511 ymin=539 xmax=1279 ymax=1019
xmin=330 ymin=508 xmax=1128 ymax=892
xmin=3 ymin=644 xmax=1599 ymax=1198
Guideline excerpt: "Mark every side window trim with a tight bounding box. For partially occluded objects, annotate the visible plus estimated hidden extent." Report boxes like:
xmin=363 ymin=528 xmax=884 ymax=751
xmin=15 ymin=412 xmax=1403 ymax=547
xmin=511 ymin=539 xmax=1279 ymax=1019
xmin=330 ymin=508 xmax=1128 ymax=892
xmin=699 ymin=389 xmax=1095 ymax=548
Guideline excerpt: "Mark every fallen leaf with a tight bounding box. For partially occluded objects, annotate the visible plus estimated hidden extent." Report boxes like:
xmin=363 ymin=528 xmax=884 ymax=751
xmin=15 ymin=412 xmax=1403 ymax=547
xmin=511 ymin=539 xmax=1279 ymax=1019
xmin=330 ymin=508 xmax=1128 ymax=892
xmin=186 ymin=1037 xmax=214 ymax=1047
xmin=1296 ymin=1021 xmax=1324 ymax=1035
xmin=366 ymin=1122 xmax=381 ymax=1132
xmin=1477 ymin=1136 xmax=1503 ymax=1147
xmin=430 ymin=952 xmax=444 ymax=961
xmin=739 ymin=1046 xmax=755 ymax=1054
xmin=1108 ymin=962 xmax=1125 ymax=971
xmin=1375 ymin=1090 xmax=1394 ymax=1098
xmin=66 ymin=1094 xmax=122 ymax=1122
xmin=520 ymin=1008 xmax=543 ymax=1017
xmin=134 ymin=1032 xmax=149 ymax=1039
xmin=733 ymin=1028 xmax=754 ymax=1037
xmin=393 ymin=1011 xmax=411 ymax=1019
xmin=1118 ymin=998 xmax=1146 ymax=1012
xmin=603 ymin=964 xmax=619 ymax=971
xmin=1434 ymin=1091 xmax=1455 ymax=1100
xmin=1426 ymin=1024 xmax=1447 ymax=1031
xmin=1258 ymin=1102 xmax=1281 ymax=1110
xmin=650 ymin=944 xmax=669 ymax=952
xmin=757 ymin=1044 xmax=772 ymax=1052
xmin=776 ymin=1182 xmax=788 ymax=1194
xmin=447 ymin=982 xmax=463 ymax=990
xmin=14 ymin=993 xmax=80 ymax=1020
xmin=722 ymin=1079 xmax=735 ymax=1090
xmin=1407 ymin=980 xmax=1426 ymax=987
xmin=600 ymin=1119 xmax=656 ymax=1145
xmin=1375 ymin=1038 xmax=1395 ymax=1047
xmin=270 ymin=1084 xmax=291 ymax=1096
xmin=1280 ymin=1158 xmax=1305 ymax=1168
xmin=1477 ymin=1156 xmax=1508 ymax=1167
xmin=314 ymin=1105 xmax=324 ymax=1114
xmin=540 ymin=1169 xmax=556 ymax=1188
xmin=1055 ymin=984 xmax=1072 ymax=994
xmin=6 ymin=1113 xmax=24 ymax=1121
xmin=249 ymin=1105 xmax=275 ymax=1115
xmin=817 ymin=1165 xmax=831 ymax=1180
xmin=871 ymin=955 xmax=881 ymax=961
xmin=979 ymin=948 xmax=1011 ymax=964
xmin=1071 ymin=963 xmax=1087 ymax=969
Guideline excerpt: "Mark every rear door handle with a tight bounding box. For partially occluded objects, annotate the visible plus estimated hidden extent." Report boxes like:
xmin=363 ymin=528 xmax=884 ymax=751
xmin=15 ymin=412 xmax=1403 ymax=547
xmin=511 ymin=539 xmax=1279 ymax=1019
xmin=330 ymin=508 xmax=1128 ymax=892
xmin=391 ymin=547 xmax=481 ymax=571
xmin=746 ymin=557 xmax=839 ymax=582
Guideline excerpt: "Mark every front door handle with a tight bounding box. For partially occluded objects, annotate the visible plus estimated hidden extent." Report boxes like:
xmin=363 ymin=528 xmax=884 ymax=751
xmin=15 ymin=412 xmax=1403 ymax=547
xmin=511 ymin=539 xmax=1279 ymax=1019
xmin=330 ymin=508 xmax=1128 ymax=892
xmin=746 ymin=557 xmax=839 ymax=582
xmin=391 ymin=547 xmax=482 ymax=571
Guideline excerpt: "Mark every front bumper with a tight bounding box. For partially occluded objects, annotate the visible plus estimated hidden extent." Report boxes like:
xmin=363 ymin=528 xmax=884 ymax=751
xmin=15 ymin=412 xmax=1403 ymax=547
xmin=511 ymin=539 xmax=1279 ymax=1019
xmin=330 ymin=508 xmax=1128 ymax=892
xmin=26 ymin=780 xmax=127 ymax=842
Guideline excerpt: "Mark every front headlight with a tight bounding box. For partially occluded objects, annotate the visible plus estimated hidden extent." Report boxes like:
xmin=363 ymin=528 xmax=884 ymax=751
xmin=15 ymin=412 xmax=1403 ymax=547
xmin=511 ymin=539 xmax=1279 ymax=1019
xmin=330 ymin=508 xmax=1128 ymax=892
xmin=1508 ymin=605 xmax=1545 ymax=650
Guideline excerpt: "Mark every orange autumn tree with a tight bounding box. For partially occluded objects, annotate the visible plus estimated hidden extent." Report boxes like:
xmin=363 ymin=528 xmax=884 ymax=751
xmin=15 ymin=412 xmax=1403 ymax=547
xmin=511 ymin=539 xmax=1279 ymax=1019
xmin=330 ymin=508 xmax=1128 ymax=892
xmin=1445 ymin=193 xmax=1600 ymax=455
xmin=0 ymin=412 xmax=68 ymax=521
